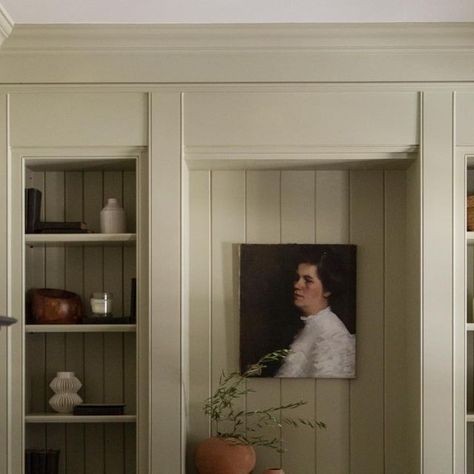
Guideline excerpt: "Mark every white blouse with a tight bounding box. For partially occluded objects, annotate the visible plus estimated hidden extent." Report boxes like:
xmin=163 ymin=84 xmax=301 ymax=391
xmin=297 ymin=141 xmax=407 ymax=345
xmin=276 ymin=307 xmax=355 ymax=378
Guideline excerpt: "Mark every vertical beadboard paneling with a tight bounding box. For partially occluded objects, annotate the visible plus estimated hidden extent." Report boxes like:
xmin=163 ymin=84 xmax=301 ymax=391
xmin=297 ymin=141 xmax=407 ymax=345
xmin=44 ymin=171 xmax=65 ymax=289
xmin=185 ymin=164 xmax=415 ymax=473
xmin=350 ymin=170 xmax=384 ymax=474
xmin=187 ymin=171 xmax=211 ymax=474
xmin=384 ymin=171 xmax=407 ymax=473
xmin=82 ymin=169 xmax=105 ymax=474
xmin=45 ymin=335 xmax=67 ymax=474
xmin=280 ymin=170 xmax=316 ymax=473
xmin=84 ymin=333 xmax=105 ymax=474
xmin=124 ymin=424 xmax=136 ymax=474
xmin=25 ymin=170 xmax=47 ymax=450
xmin=210 ymin=170 xmax=246 ymax=436
xmin=65 ymin=334 xmax=85 ymax=474
xmin=85 ymin=424 xmax=105 ymax=474
xmin=83 ymin=171 xmax=102 ymax=233
xmin=315 ymin=170 xmax=351 ymax=474
xmin=245 ymin=170 xmax=281 ymax=472
xmin=43 ymin=171 xmax=67 ymax=474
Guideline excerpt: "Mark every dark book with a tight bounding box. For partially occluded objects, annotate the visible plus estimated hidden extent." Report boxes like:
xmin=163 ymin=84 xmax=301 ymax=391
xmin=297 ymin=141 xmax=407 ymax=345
xmin=25 ymin=188 xmax=42 ymax=233
xmin=73 ymin=403 xmax=125 ymax=416
xmin=37 ymin=229 xmax=89 ymax=234
xmin=37 ymin=221 xmax=88 ymax=232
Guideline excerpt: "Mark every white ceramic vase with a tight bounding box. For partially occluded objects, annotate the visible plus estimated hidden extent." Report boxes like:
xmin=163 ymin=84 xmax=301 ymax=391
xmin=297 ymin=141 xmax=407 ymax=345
xmin=100 ymin=198 xmax=126 ymax=234
xmin=49 ymin=371 xmax=83 ymax=414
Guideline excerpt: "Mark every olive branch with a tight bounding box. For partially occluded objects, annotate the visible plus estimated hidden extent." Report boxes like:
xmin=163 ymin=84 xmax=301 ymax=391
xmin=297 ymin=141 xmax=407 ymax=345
xmin=203 ymin=349 xmax=326 ymax=453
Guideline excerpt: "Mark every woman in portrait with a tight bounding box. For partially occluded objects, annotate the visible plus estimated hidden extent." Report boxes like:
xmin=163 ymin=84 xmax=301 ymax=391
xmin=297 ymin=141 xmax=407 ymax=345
xmin=276 ymin=251 xmax=356 ymax=378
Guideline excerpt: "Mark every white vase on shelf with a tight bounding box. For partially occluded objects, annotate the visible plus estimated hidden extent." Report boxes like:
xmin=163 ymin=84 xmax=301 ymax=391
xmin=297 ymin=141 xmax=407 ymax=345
xmin=49 ymin=371 xmax=82 ymax=414
xmin=100 ymin=198 xmax=126 ymax=233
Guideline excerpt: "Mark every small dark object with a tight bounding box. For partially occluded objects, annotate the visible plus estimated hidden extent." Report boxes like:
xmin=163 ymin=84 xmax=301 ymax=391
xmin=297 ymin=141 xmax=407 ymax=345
xmin=0 ymin=315 xmax=17 ymax=327
xmin=25 ymin=188 xmax=42 ymax=233
xmin=25 ymin=449 xmax=59 ymax=474
xmin=82 ymin=316 xmax=132 ymax=324
xmin=130 ymin=278 xmax=137 ymax=322
xmin=37 ymin=221 xmax=88 ymax=233
xmin=73 ymin=403 xmax=125 ymax=416
xmin=30 ymin=288 xmax=83 ymax=324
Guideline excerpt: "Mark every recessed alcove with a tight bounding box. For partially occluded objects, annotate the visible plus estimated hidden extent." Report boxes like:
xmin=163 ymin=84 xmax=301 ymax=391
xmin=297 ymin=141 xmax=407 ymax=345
xmin=182 ymin=150 xmax=421 ymax=473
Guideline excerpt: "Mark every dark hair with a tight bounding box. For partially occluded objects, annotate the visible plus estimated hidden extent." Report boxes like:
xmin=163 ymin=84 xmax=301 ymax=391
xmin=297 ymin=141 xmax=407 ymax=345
xmin=296 ymin=249 xmax=345 ymax=301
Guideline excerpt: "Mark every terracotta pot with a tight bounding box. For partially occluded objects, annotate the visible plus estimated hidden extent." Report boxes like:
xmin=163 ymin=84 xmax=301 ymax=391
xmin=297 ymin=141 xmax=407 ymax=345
xmin=263 ymin=469 xmax=284 ymax=474
xmin=30 ymin=288 xmax=83 ymax=324
xmin=195 ymin=437 xmax=256 ymax=474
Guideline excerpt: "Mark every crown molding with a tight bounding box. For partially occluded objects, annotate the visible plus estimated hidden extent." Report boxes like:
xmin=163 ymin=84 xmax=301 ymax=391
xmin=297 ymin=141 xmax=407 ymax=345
xmin=0 ymin=3 xmax=13 ymax=46
xmin=1 ymin=22 xmax=474 ymax=53
xmin=0 ymin=23 xmax=474 ymax=83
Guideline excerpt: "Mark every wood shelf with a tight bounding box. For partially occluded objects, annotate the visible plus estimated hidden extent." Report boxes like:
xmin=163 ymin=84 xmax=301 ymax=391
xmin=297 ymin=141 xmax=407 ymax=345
xmin=467 ymin=232 xmax=474 ymax=244
xmin=25 ymin=413 xmax=136 ymax=424
xmin=466 ymin=413 xmax=474 ymax=423
xmin=26 ymin=324 xmax=136 ymax=333
xmin=467 ymin=323 xmax=474 ymax=331
xmin=25 ymin=233 xmax=136 ymax=246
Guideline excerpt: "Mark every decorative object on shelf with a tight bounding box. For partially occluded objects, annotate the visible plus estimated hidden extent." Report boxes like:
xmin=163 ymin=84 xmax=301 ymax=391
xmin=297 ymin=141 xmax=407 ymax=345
xmin=195 ymin=350 xmax=325 ymax=474
xmin=130 ymin=277 xmax=137 ymax=322
xmin=25 ymin=187 xmax=89 ymax=233
xmin=36 ymin=221 xmax=88 ymax=234
xmin=49 ymin=371 xmax=83 ymax=414
xmin=195 ymin=437 xmax=256 ymax=474
xmin=82 ymin=315 xmax=133 ymax=324
xmin=100 ymin=197 xmax=126 ymax=233
xmin=468 ymin=195 xmax=474 ymax=231
xmin=0 ymin=315 xmax=17 ymax=328
xmin=25 ymin=188 xmax=42 ymax=233
xmin=73 ymin=403 xmax=125 ymax=416
xmin=90 ymin=291 xmax=113 ymax=317
xmin=25 ymin=448 xmax=59 ymax=474
xmin=262 ymin=469 xmax=284 ymax=474
xmin=30 ymin=288 xmax=83 ymax=324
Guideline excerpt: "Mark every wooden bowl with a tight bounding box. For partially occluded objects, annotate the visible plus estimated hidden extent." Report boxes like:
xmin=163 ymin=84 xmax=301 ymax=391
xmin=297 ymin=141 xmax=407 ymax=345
xmin=30 ymin=289 xmax=83 ymax=324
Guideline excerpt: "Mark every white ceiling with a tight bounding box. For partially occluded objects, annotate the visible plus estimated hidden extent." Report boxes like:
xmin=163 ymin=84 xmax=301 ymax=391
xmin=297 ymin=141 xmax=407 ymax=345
xmin=0 ymin=0 xmax=473 ymax=24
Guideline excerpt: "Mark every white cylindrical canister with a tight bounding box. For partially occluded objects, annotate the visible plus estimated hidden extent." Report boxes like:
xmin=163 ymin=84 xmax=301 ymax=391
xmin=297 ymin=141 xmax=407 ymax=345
xmin=100 ymin=198 xmax=126 ymax=233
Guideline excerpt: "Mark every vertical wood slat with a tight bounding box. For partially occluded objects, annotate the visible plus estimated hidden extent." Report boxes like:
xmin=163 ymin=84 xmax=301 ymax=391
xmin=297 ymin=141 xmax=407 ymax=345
xmin=25 ymin=170 xmax=48 ymax=451
xmin=150 ymin=92 xmax=182 ymax=473
xmin=422 ymin=92 xmax=454 ymax=473
xmin=0 ymin=93 xmax=6 ymax=474
xmin=315 ymin=171 xmax=351 ymax=474
xmin=210 ymin=170 xmax=246 ymax=438
xmin=384 ymin=171 xmax=408 ymax=473
xmin=245 ymin=171 xmax=281 ymax=473
xmin=82 ymin=171 xmax=106 ymax=474
xmin=64 ymin=170 xmax=86 ymax=474
xmin=45 ymin=335 xmax=66 ymax=474
xmin=187 ymin=171 xmax=211 ymax=474
xmin=349 ymin=170 xmax=385 ymax=474
xmin=43 ymin=171 xmax=67 ymax=474
xmin=280 ymin=171 xmax=316 ymax=473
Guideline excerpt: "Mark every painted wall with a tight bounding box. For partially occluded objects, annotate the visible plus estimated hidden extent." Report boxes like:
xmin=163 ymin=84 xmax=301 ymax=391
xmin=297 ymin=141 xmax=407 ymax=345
xmin=185 ymin=167 xmax=413 ymax=473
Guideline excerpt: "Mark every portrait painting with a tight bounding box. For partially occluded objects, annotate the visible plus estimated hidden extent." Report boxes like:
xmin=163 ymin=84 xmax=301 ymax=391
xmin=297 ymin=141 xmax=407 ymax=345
xmin=239 ymin=244 xmax=357 ymax=379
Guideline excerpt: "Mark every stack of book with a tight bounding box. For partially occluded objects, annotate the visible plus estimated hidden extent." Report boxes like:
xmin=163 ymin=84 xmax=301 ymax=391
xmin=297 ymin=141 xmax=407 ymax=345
xmin=25 ymin=188 xmax=89 ymax=233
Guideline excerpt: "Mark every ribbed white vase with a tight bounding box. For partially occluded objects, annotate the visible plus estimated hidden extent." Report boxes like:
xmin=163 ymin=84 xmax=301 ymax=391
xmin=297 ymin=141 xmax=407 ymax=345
xmin=49 ymin=371 xmax=83 ymax=414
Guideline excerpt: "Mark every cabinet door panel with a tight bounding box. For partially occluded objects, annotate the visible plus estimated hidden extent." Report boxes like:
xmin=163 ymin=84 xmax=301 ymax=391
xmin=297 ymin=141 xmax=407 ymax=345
xmin=10 ymin=93 xmax=148 ymax=147
xmin=183 ymin=92 xmax=419 ymax=152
